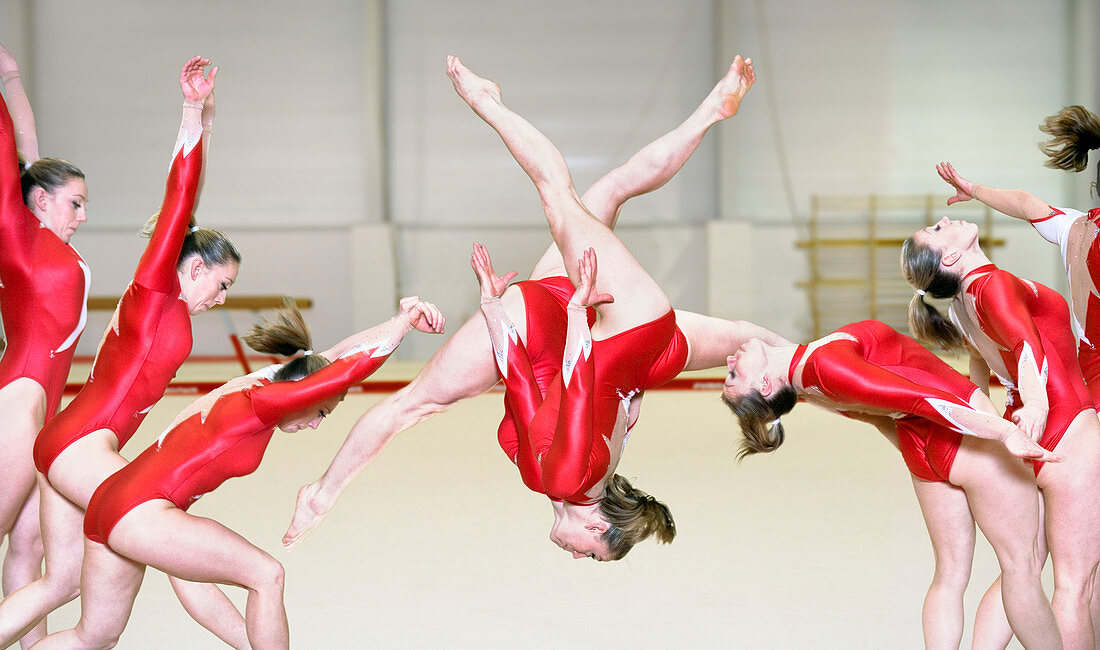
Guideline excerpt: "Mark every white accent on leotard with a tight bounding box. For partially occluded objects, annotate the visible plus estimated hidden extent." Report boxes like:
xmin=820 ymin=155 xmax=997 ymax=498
xmin=1019 ymin=341 xmax=1049 ymax=387
xmin=561 ymin=335 xmax=591 ymax=388
xmin=491 ymin=320 xmax=518 ymax=379
xmin=173 ymin=102 xmax=204 ymax=159
xmin=924 ymin=397 xmax=981 ymax=438
xmin=52 ymin=257 xmax=90 ymax=355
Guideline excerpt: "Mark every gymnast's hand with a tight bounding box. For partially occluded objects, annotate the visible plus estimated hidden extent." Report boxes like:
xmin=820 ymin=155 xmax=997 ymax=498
xmin=1001 ymin=425 xmax=1061 ymax=464
xmin=471 ymin=242 xmax=517 ymax=300
xmin=283 ymin=482 xmax=328 ymax=550
xmin=1010 ymin=402 xmax=1048 ymax=444
xmin=399 ymin=296 xmax=445 ymax=334
xmin=180 ymin=55 xmax=218 ymax=103
xmin=568 ymin=247 xmax=614 ymax=308
xmin=937 ymin=162 xmax=975 ymax=206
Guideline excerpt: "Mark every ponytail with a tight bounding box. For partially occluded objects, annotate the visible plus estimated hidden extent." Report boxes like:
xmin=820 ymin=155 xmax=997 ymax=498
xmin=900 ymin=236 xmax=966 ymax=351
xmin=598 ymin=474 xmax=675 ymax=560
xmin=242 ymin=298 xmax=329 ymax=381
xmin=1039 ymin=106 xmax=1100 ymax=188
xmin=722 ymin=384 xmax=798 ymax=460
xmin=140 ymin=212 xmax=241 ymax=272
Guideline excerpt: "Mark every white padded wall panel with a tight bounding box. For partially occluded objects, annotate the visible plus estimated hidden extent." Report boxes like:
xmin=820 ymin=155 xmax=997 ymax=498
xmin=718 ymin=0 xmax=1070 ymax=223
xmin=386 ymin=0 xmax=719 ymax=227
xmin=30 ymin=0 xmax=369 ymax=230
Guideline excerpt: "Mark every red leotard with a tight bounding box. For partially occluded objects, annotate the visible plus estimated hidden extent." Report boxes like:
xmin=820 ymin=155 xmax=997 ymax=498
xmin=494 ymin=278 xmax=688 ymax=503
xmin=83 ymin=341 xmax=396 ymax=547
xmin=495 ymin=277 xmax=595 ymax=469
xmin=33 ymin=145 xmax=203 ymax=477
xmin=1029 ymin=206 xmax=1100 ymax=406
xmin=0 ymin=87 xmax=90 ymax=420
xmin=950 ymin=265 xmax=1092 ymax=474
xmin=792 ymin=320 xmax=985 ymax=482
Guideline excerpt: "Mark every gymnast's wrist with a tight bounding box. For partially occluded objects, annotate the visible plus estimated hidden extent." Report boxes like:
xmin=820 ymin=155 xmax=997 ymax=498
xmin=182 ymin=98 xmax=204 ymax=110
xmin=394 ymin=313 xmax=416 ymax=334
xmin=0 ymin=71 xmax=21 ymax=84
xmin=480 ymin=296 xmax=502 ymax=306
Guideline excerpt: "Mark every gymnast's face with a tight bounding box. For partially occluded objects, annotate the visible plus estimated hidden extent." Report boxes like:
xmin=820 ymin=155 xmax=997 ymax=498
xmin=550 ymin=502 xmax=610 ymax=561
xmin=34 ymin=178 xmax=88 ymax=244
xmin=180 ymin=258 xmax=238 ymax=315
xmin=722 ymin=338 xmax=769 ymax=401
xmin=278 ymin=393 xmax=345 ymax=433
xmin=913 ymin=216 xmax=979 ymax=256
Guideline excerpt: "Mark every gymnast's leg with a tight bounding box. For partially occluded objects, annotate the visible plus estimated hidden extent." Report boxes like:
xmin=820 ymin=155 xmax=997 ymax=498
xmin=530 ymin=55 xmax=756 ymax=279
xmin=448 ymin=55 xmax=684 ymax=334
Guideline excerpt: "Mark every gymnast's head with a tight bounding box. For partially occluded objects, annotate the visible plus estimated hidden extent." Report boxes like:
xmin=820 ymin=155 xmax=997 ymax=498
xmin=242 ymin=298 xmax=345 ymax=433
xmin=22 ymin=157 xmax=87 ymax=244
xmin=141 ymin=213 xmax=241 ymax=315
xmin=721 ymin=338 xmax=798 ymax=460
xmin=900 ymin=220 xmax=970 ymax=351
xmin=550 ymin=475 xmax=676 ymax=561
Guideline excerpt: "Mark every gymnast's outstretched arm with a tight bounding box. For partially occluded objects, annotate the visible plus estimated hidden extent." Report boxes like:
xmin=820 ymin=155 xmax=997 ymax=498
xmin=0 ymin=43 xmax=38 ymax=163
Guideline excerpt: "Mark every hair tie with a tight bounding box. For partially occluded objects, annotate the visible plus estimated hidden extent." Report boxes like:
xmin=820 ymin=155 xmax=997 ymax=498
xmin=768 ymin=418 xmax=781 ymax=428
xmin=915 ymin=288 xmax=926 ymax=296
xmin=303 ymin=349 xmax=313 ymax=356
xmin=190 ymin=226 xmax=200 ymax=233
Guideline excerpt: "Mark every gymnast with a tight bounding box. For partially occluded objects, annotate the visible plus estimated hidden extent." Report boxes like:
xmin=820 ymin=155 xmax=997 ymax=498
xmin=902 ymin=217 xmax=1100 ymax=649
xmin=0 ymin=57 xmax=245 ymax=647
xmin=721 ymin=319 xmax=1061 ymax=648
xmin=31 ymin=297 xmax=443 ymax=649
xmin=934 ymin=107 xmax=1100 ymax=405
xmin=0 ymin=43 xmax=89 ymax=647
xmin=284 ymin=55 xmax=790 ymax=558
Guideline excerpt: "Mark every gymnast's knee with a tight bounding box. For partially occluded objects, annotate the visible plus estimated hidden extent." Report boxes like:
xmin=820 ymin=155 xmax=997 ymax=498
xmin=248 ymin=554 xmax=285 ymax=595
xmin=389 ymin=383 xmax=454 ymax=423
xmin=5 ymin=525 xmax=44 ymax=564
xmin=1053 ymin=563 xmax=1100 ymax=603
xmin=74 ymin=620 xmax=125 ymax=649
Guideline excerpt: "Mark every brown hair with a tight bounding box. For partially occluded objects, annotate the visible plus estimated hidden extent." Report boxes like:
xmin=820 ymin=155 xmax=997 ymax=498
xmin=722 ymin=384 xmax=798 ymax=460
xmin=1039 ymin=106 xmax=1100 ymax=190
xmin=598 ymin=474 xmax=675 ymax=560
xmin=899 ymin=237 xmax=967 ymax=351
xmin=140 ymin=213 xmax=241 ymax=271
xmin=21 ymin=158 xmax=84 ymax=205
xmin=242 ymin=298 xmax=329 ymax=381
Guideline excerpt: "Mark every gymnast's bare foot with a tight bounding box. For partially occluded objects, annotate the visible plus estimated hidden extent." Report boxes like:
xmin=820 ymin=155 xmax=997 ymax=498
xmin=447 ymin=55 xmax=503 ymax=118
xmin=708 ymin=55 xmax=755 ymax=121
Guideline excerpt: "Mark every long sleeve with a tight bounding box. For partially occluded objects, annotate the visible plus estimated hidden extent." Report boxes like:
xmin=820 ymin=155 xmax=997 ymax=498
xmin=536 ymin=304 xmax=605 ymax=501
xmin=480 ymin=297 xmax=546 ymax=492
xmin=249 ymin=340 xmax=397 ymax=426
xmin=806 ymin=342 xmax=978 ymax=432
xmin=0 ymin=89 xmax=28 ymax=240
xmin=132 ymin=112 xmax=204 ymax=292
xmin=972 ymin=274 xmax=1050 ymax=405
xmin=1029 ymin=206 xmax=1082 ymax=249
xmin=1 ymin=73 xmax=38 ymax=162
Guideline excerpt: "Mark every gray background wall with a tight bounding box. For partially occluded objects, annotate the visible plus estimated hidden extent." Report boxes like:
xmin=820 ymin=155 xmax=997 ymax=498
xmin=2 ymin=0 xmax=1097 ymax=358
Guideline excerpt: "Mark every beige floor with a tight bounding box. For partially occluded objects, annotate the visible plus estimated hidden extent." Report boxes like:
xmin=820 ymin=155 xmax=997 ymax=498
xmin=7 ymin=363 xmax=1039 ymax=649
